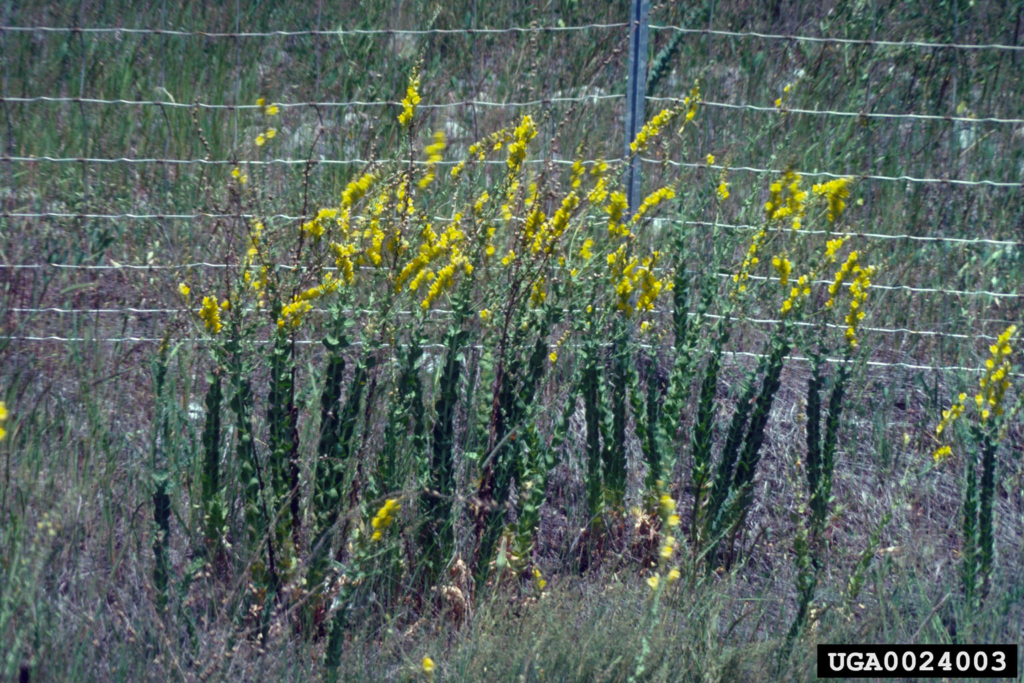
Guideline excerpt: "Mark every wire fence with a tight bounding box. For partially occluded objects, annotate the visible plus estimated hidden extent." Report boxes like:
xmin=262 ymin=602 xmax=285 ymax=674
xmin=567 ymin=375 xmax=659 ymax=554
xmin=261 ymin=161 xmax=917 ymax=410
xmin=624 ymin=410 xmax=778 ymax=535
xmin=1 ymin=5 xmax=1022 ymax=378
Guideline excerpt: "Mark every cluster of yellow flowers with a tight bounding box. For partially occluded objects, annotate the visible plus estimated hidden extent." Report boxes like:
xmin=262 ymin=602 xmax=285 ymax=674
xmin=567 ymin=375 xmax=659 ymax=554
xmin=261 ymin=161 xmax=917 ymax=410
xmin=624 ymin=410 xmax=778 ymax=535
xmin=931 ymin=326 xmax=1017 ymax=462
xmin=301 ymin=207 xmax=337 ymax=241
xmin=676 ymin=82 xmax=701 ymax=134
xmin=717 ymin=179 xmax=730 ymax=201
xmin=0 ymin=401 xmax=8 ymax=442
xmin=825 ymin=250 xmax=860 ymax=309
xmin=532 ymin=566 xmax=547 ymax=591
xmin=934 ymin=393 xmax=968 ymax=442
xmin=395 ymin=222 xmax=472 ymax=310
xmin=451 ymin=127 xmax=514 ymax=179
xmin=607 ymin=247 xmax=672 ymax=317
xmin=254 ymin=97 xmax=279 ymax=146
xmin=579 ymin=238 xmax=595 ymax=261
xmin=771 ymin=255 xmax=792 ymax=287
xmin=631 ymin=186 xmax=675 ymax=224
xmin=606 ymin=191 xmax=630 ymax=238
xmin=506 ymin=115 xmax=537 ymax=174
xmin=199 ymin=295 xmax=226 ymax=334
xmin=977 ymin=325 xmax=1016 ymax=422
xmin=780 ymin=274 xmax=811 ymax=316
xmin=630 ymin=83 xmax=700 ymax=155
xmin=256 ymin=97 xmax=280 ymax=117
xmin=241 ymin=221 xmax=269 ymax=302
xmin=371 ymin=499 xmax=401 ymax=541
xmin=230 ymin=166 xmax=248 ymax=185
xmin=359 ymin=189 xmax=393 ymax=267
xmin=397 ymin=71 xmax=421 ymax=127
xmin=531 ymin=192 xmax=580 ymax=255
xmin=418 ymin=130 xmax=446 ymax=189
xmin=530 ymin=276 xmax=547 ymax=308
xmin=824 ymin=237 xmax=846 ymax=262
xmin=812 ymin=177 xmax=853 ymax=223
xmin=732 ymin=228 xmax=767 ymax=294
xmin=765 ymin=170 xmax=808 ymax=230
xmin=647 ymin=485 xmax=682 ymax=591
xmin=774 ymin=82 xmax=794 ymax=109
xmin=844 ymin=264 xmax=875 ymax=347
xmin=629 ymin=107 xmax=677 ymax=155
xmin=277 ymin=274 xmax=339 ymax=330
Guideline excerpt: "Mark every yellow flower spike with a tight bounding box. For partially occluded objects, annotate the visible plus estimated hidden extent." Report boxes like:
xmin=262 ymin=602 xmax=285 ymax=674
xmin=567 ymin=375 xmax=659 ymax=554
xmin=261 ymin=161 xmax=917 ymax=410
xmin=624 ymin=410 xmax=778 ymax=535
xmin=549 ymin=351 xmax=558 ymax=364
xmin=580 ymin=238 xmax=595 ymax=260
xmin=422 ymin=656 xmax=436 ymax=676
xmin=933 ymin=445 xmax=953 ymax=463
xmin=398 ymin=69 xmax=421 ymax=127
xmin=178 ymin=283 xmax=190 ymax=298
xmin=418 ymin=130 xmax=447 ymax=189
xmin=716 ymin=181 xmax=730 ymax=201
xmin=198 ymin=296 xmax=223 ymax=334
xmin=646 ymin=575 xmax=660 ymax=590
xmin=667 ymin=567 xmax=681 ymax=583
xmin=812 ymin=177 xmax=853 ymax=223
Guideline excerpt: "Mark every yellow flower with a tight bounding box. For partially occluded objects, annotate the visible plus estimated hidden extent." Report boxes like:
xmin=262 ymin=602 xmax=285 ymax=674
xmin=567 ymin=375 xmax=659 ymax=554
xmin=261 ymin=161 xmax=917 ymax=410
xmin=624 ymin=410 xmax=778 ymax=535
xmin=231 ymin=167 xmax=241 ymax=179
xmin=371 ymin=499 xmax=401 ymax=541
xmin=631 ymin=187 xmax=675 ymax=224
xmin=933 ymin=445 xmax=952 ymax=463
xmin=549 ymin=351 xmax=558 ymax=364
xmin=418 ymin=130 xmax=447 ymax=189
xmin=580 ymin=238 xmax=595 ymax=261
xmin=666 ymin=568 xmax=681 ymax=583
xmin=479 ymin=309 xmax=491 ymax=321
xmin=422 ymin=656 xmax=436 ymax=675
xmin=178 ymin=283 xmax=190 ymax=298
xmin=265 ymin=104 xmax=279 ymax=116
xmin=266 ymin=128 xmax=277 ymax=139
xmin=646 ymin=575 xmax=660 ymax=590
xmin=667 ymin=514 xmax=681 ymax=528
xmin=198 ymin=296 xmax=223 ymax=334
xmin=716 ymin=181 xmax=729 ymax=201
xmin=256 ymin=97 xmax=265 ymax=108
xmin=256 ymin=134 xmax=266 ymax=147
xmin=398 ymin=69 xmax=422 ymax=128
xmin=706 ymin=153 xmax=715 ymax=165
xmin=812 ymin=178 xmax=853 ymax=222
xmin=0 ymin=402 xmax=7 ymax=422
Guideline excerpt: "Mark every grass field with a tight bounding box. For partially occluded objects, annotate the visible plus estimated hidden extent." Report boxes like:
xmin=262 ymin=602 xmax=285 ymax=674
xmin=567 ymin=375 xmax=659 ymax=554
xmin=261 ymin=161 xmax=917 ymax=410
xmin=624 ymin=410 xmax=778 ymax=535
xmin=1 ymin=1 xmax=1023 ymax=681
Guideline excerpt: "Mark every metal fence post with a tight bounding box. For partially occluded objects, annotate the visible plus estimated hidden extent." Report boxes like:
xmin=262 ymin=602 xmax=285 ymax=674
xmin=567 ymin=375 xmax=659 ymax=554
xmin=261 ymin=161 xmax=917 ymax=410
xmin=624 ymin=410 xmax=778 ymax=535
xmin=624 ymin=0 xmax=650 ymax=218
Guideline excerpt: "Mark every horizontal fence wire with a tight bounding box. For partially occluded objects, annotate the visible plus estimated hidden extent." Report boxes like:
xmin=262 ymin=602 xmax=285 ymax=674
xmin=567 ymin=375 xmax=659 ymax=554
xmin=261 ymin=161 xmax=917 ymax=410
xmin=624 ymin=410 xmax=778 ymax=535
xmin=6 ymin=305 xmax=1011 ymax=342
xmin=3 ymin=333 xmax=1019 ymax=376
xmin=0 ymin=23 xmax=628 ymax=37
xmin=4 ymin=93 xmax=1022 ymax=126
xmin=3 ymin=22 xmax=1024 ymax=51
xmin=3 ymin=212 xmax=1021 ymax=247
xmin=2 ymin=155 xmax=1019 ymax=187
xmin=1 ymin=261 xmax=1019 ymax=298
xmin=648 ymin=24 xmax=1024 ymax=51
